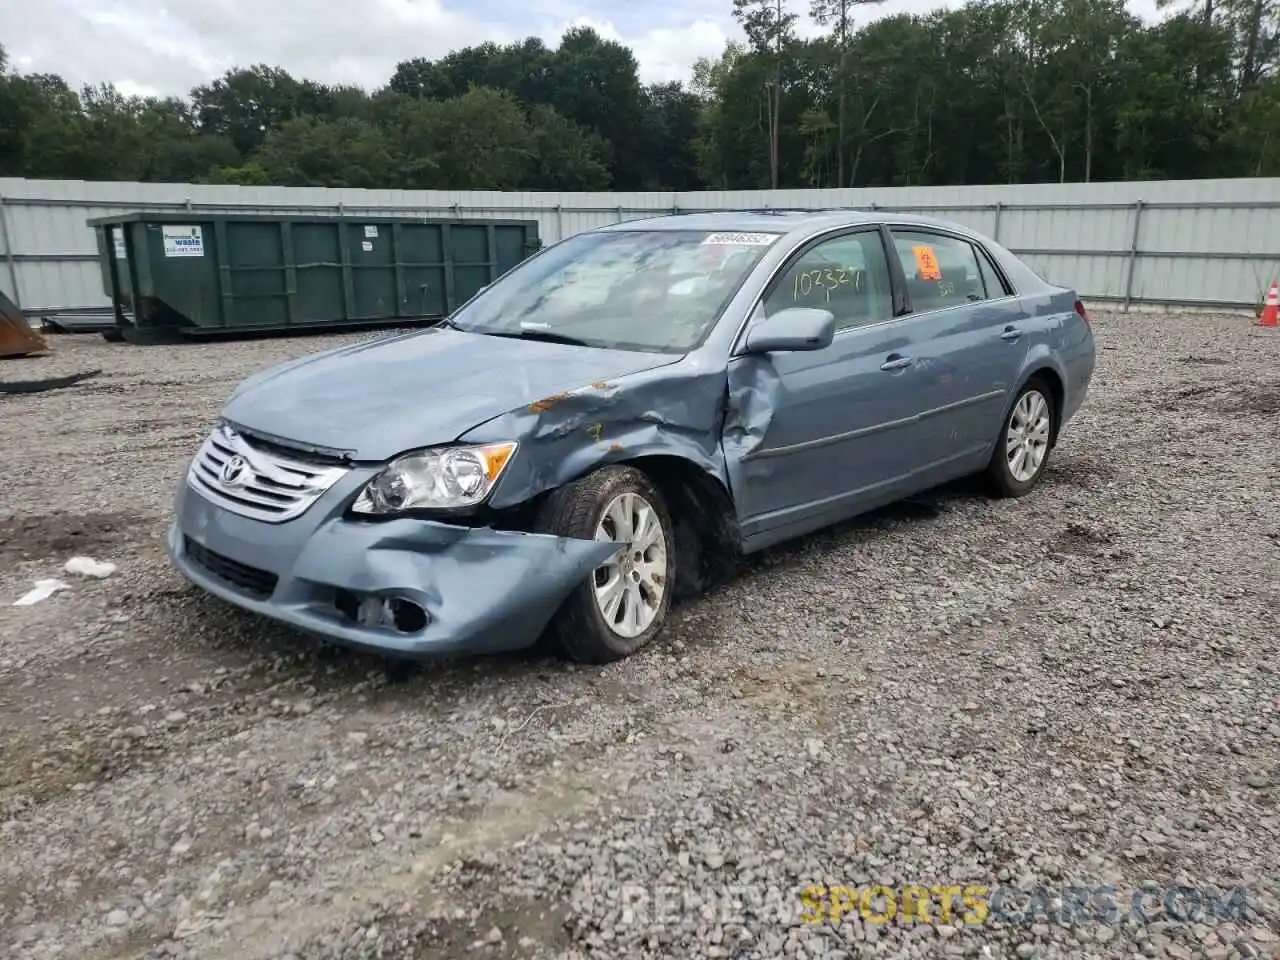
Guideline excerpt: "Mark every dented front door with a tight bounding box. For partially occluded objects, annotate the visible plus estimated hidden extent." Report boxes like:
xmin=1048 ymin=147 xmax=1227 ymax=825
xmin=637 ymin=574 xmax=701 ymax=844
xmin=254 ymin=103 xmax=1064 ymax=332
xmin=719 ymin=226 xmax=937 ymax=550
xmin=721 ymin=317 xmax=933 ymax=549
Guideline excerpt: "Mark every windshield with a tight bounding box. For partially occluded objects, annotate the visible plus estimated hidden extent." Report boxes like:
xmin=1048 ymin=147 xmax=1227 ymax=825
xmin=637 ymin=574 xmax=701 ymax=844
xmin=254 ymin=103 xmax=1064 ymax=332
xmin=447 ymin=229 xmax=781 ymax=353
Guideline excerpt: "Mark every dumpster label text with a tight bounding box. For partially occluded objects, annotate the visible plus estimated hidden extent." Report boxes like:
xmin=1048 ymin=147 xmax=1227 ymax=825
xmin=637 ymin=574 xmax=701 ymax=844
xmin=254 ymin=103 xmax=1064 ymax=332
xmin=112 ymin=230 xmax=127 ymax=260
xmin=364 ymin=225 xmax=378 ymax=238
xmin=162 ymin=226 xmax=204 ymax=258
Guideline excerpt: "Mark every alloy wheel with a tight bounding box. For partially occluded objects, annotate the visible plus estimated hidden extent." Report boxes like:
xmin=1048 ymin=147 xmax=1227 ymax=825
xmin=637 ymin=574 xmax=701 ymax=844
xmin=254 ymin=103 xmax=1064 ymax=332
xmin=1006 ymin=389 xmax=1052 ymax=482
xmin=592 ymin=492 xmax=668 ymax=638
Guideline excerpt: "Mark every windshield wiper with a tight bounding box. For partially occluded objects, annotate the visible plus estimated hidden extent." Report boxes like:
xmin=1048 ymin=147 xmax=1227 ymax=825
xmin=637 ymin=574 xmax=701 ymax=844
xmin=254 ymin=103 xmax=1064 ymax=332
xmin=482 ymin=328 xmax=592 ymax=347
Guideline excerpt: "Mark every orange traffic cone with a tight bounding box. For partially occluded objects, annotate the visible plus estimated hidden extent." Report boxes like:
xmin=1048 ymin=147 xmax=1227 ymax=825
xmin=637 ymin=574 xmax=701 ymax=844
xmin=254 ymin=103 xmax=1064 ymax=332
xmin=1259 ymin=280 xmax=1279 ymax=327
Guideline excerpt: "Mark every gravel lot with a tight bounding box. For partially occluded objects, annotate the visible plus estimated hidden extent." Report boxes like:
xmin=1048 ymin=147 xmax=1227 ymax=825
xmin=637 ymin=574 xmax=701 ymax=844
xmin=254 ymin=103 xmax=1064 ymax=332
xmin=1 ymin=311 xmax=1277 ymax=960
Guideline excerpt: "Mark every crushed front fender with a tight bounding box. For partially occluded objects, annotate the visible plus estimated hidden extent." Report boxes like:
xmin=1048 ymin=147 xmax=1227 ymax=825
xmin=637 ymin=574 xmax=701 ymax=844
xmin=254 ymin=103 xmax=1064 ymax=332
xmin=461 ymin=357 xmax=733 ymax=508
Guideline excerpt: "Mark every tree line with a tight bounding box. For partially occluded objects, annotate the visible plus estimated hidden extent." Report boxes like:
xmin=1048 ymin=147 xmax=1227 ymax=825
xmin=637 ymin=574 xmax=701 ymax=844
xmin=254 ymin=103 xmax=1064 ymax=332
xmin=0 ymin=0 xmax=1277 ymax=192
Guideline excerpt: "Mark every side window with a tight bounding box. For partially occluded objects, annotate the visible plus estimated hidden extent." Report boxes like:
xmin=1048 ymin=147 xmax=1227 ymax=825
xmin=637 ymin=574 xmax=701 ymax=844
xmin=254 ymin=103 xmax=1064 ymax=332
xmin=975 ymin=245 xmax=1011 ymax=299
xmin=889 ymin=229 xmax=988 ymax=314
xmin=762 ymin=231 xmax=894 ymax=331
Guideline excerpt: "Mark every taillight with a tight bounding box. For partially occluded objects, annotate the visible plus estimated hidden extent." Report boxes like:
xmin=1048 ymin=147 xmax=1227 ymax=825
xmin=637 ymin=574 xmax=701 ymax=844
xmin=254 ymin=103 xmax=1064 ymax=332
xmin=1074 ymin=299 xmax=1090 ymax=325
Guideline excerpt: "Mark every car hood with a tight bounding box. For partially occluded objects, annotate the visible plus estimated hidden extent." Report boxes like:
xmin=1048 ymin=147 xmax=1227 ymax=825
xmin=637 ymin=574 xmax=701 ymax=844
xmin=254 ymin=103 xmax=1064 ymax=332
xmin=220 ymin=327 xmax=682 ymax=462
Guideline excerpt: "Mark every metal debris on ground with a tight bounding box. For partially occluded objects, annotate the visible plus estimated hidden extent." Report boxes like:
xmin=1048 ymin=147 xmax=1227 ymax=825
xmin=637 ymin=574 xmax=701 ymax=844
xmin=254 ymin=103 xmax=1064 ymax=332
xmin=0 ymin=290 xmax=49 ymax=359
xmin=41 ymin=311 xmax=119 ymax=334
xmin=0 ymin=368 xmax=101 ymax=395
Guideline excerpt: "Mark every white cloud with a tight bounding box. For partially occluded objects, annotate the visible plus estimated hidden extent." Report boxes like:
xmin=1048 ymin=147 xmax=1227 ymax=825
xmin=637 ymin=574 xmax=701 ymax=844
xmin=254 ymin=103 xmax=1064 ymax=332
xmin=0 ymin=0 xmax=514 ymax=94
xmin=549 ymin=15 xmax=732 ymax=83
xmin=0 ymin=0 xmax=1169 ymax=99
xmin=113 ymin=79 xmax=163 ymax=99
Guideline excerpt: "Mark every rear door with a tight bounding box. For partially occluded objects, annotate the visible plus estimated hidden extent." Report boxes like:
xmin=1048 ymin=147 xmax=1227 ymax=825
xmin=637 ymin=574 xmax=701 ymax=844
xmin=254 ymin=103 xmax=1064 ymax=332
xmin=722 ymin=227 xmax=935 ymax=548
xmin=886 ymin=226 xmax=1030 ymax=465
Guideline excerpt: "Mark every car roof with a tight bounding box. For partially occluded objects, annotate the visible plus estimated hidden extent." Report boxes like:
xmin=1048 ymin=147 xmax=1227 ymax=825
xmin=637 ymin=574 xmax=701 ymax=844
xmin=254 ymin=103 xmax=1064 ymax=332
xmin=592 ymin=209 xmax=988 ymax=244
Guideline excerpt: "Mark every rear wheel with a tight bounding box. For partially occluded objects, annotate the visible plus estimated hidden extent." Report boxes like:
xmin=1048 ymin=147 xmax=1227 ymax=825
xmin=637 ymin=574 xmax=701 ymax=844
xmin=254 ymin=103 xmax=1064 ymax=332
xmin=986 ymin=378 xmax=1056 ymax=498
xmin=534 ymin=466 xmax=676 ymax=664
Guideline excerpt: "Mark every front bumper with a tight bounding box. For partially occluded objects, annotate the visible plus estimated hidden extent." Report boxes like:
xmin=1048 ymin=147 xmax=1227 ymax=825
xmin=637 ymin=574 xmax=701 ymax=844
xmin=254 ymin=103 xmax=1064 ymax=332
xmin=168 ymin=474 xmax=621 ymax=658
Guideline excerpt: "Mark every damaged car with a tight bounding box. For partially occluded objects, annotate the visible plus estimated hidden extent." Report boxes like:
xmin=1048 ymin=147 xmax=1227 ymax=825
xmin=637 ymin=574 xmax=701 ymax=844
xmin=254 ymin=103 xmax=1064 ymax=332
xmin=169 ymin=210 xmax=1096 ymax=665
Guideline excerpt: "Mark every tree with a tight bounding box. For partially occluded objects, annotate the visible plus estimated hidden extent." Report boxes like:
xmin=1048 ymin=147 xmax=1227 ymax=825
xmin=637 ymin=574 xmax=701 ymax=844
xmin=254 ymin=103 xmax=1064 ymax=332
xmin=526 ymin=104 xmax=611 ymax=190
xmin=545 ymin=27 xmax=647 ymax=187
xmin=1230 ymin=76 xmax=1280 ymax=172
xmin=1111 ymin=13 xmax=1238 ymax=178
xmin=732 ymin=0 xmax=799 ymax=188
xmin=201 ymin=162 xmax=272 ymax=185
xmin=0 ymin=1 xmax=1277 ymax=191
xmin=192 ymin=66 xmax=313 ymax=155
xmin=690 ymin=42 xmax=748 ymax=186
xmin=386 ymin=87 xmax=535 ymax=190
xmin=248 ymin=116 xmax=398 ymax=188
xmin=639 ymin=83 xmax=704 ymax=189
xmin=809 ymin=0 xmax=887 ymax=185
xmin=4 ymin=72 xmax=92 ymax=179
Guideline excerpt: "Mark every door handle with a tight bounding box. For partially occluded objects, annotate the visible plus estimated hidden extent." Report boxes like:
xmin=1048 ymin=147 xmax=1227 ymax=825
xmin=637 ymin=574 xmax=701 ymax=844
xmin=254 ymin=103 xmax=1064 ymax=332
xmin=880 ymin=354 xmax=914 ymax=371
xmin=1000 ymin=325 xmax=1022 ymax=341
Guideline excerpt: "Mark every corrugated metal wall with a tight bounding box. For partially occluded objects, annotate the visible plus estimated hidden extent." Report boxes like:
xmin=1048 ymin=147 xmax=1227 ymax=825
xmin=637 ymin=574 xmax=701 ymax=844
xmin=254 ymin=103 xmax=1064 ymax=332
xmin=2 ymin=176 xmax=1279 ymax=315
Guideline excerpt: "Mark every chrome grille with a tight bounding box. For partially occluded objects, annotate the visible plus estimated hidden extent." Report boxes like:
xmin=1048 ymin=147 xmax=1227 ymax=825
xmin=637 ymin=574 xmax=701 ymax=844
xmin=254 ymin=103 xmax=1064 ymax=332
xmin=187 ymin=423 xmax=349 ymax=523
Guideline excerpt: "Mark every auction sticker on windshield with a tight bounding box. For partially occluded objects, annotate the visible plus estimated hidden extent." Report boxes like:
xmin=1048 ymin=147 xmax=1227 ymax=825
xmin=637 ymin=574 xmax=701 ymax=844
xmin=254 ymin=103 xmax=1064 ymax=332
xmin=701 ymin=232 xmax=779 ymax=246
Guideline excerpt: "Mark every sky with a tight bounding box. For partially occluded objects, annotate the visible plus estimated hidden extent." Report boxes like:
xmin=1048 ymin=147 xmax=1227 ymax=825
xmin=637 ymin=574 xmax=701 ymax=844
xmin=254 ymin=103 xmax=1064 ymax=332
xmin=2 ymin=0 xmax=1163 ymax=99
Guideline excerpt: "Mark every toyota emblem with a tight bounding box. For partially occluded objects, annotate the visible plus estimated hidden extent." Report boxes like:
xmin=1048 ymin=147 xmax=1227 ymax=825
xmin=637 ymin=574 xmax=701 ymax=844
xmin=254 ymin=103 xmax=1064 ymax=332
xmin=219 ymin=455 xmax=248 ymax=487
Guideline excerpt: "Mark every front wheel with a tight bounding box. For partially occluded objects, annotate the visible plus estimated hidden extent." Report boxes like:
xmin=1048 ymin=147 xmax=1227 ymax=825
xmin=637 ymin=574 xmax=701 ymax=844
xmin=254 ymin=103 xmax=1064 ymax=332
xmin=986 ymin=378 xmax=1056 ymax=498
xmin=533 ymin=465 xmax=676 ymax=664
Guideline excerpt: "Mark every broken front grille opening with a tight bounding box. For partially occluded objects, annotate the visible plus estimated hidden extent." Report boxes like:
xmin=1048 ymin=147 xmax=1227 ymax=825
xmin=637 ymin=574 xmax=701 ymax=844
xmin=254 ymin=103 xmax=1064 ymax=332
xmin=183 ymin=536 xmax=279 ymax=599
xmin=333 ymin=590 xmax=429 ymax=634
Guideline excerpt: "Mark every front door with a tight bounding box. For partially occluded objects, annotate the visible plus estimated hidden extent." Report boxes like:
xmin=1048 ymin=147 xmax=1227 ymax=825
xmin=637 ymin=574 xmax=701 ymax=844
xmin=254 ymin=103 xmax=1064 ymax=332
xmin=722 ymin=227 xmax=934 ymax=551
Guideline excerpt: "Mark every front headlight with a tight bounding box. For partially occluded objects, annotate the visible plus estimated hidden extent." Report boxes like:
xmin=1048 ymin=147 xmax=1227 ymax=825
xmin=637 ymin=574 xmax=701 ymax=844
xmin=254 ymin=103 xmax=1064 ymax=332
xmin=350 ymin=442 xmax=517 ymax=515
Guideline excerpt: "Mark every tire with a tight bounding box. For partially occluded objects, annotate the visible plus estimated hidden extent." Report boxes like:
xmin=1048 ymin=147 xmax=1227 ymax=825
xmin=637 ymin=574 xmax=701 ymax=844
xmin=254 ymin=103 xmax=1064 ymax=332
xmin=986 ymin=376 xmax=1057 ymax=498
xmin=102 ymin=328 xmax=125 ymax=343
xmin=533 ymin=465 xmax=676 ymax=664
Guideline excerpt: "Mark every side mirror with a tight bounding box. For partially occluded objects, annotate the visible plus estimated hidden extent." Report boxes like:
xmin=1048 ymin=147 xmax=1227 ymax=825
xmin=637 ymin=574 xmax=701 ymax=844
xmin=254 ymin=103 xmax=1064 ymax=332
xmin=741 ymin=307 xmax=835 ymax=355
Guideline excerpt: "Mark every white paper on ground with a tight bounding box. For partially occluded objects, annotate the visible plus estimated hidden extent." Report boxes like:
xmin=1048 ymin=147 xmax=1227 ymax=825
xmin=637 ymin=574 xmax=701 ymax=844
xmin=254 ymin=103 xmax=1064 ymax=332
xmin=14 ymin=579 xmax=69 ymax=606
xmin=64 ymin=556 xmax=117 ymax=578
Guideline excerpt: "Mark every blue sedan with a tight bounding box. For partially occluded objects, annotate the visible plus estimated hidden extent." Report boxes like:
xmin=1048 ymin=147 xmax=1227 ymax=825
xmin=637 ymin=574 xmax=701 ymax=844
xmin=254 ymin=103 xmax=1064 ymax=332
xmin=169 ymin=211 xmax=1096 ymax=665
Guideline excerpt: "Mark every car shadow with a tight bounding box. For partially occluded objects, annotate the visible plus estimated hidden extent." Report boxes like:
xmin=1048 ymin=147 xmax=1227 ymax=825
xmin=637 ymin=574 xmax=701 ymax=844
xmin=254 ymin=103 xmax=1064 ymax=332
xmin=733 ymin=477 xmax=975 ymax=578
xmin=188 ymin=475 xmax=992 ymax=694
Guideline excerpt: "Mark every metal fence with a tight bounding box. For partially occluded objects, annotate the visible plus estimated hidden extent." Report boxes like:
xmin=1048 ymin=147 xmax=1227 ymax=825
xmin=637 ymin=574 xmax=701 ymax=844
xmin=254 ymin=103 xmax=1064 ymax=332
xmin=2 ymin=176 xmax=1279 ymax=316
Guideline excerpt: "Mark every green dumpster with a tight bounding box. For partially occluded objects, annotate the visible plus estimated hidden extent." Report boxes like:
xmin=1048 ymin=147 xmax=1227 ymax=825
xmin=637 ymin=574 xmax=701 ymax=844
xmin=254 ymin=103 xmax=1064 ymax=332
xmin=94 ymin=224 xmax=135 ymax=341
xmin=88 ymin=212 xmax=543 ymax=344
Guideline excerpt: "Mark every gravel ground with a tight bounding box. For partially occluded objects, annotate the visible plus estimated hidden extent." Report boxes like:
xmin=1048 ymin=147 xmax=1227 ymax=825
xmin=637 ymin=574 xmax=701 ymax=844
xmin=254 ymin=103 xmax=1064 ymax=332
xmin=0 ymin=311 xmax=1277 ymax=960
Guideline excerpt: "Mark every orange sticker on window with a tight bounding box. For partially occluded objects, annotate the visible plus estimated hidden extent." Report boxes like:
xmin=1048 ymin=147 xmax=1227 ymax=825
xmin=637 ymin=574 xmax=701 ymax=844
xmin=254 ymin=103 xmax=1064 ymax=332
xmin=911 ymin=245 xmax=942 ymax=281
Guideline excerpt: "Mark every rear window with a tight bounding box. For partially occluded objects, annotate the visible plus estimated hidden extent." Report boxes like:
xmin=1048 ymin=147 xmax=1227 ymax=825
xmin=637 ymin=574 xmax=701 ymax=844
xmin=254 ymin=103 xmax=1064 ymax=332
xmin=976 ymin=247 xmax=1011 ymax=298
xmin=890 ymin=230 xmax=986 ymax=311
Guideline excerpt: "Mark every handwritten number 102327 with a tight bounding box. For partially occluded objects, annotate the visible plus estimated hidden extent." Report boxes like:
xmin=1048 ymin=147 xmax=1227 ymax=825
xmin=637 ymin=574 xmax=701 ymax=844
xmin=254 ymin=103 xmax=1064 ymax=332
xmin=793 ymin=267 xmax=863 ymax=303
